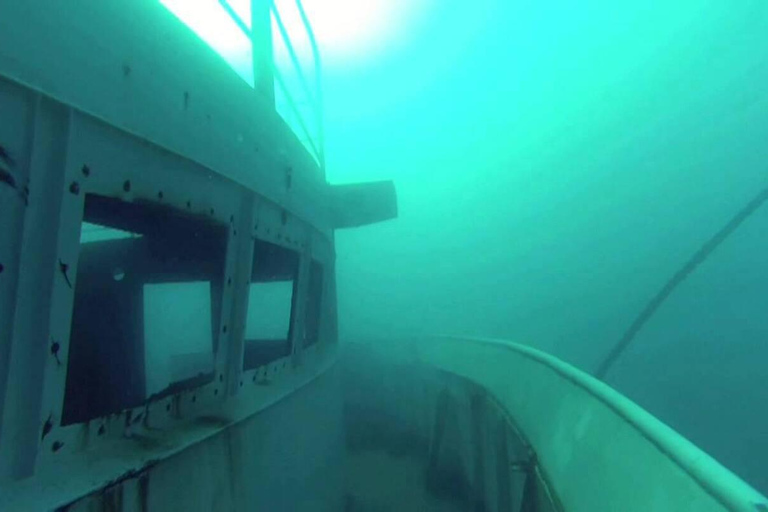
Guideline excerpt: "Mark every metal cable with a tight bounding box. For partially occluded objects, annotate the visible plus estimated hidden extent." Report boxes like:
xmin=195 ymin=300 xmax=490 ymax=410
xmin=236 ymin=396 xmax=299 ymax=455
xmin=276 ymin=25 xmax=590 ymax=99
xmin=595 ymin=185 xmax=768 ymax=379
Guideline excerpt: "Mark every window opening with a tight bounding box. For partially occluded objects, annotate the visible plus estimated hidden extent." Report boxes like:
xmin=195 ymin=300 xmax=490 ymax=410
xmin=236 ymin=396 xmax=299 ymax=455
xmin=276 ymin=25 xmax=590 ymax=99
xmin=62 ymin=195 xmax=227 ymax=425
xmin=243 ymin=239 xmax=299 ymax=370
xmin=144 ymin=282 xmax=215 ymax=397
xmin=303 ymin=260 xmax=323 ymax=347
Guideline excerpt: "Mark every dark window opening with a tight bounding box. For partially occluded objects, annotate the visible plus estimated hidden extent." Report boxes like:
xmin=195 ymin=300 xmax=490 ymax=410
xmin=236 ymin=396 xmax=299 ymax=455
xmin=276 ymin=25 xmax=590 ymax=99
xmin=303 ymin=261 xmax=324 ymax=348
xmin=62 ymin=194 xmax=227 ymax=426
xmin=243 ymin=240 xmax=299 ymax=370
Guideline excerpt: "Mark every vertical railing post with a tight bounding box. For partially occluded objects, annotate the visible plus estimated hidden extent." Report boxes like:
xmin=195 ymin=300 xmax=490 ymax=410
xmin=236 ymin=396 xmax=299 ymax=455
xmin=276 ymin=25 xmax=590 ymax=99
xmin=294 ymin=0 xmax=325 ymax=173
xmin=251 ymin=0 xmax=275 ymax=105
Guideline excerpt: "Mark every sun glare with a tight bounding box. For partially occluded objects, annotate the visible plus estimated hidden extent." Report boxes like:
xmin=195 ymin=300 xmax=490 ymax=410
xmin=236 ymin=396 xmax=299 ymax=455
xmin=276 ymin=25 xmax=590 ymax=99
xmin=158 ymin=0 xmax=429 ymax=160
xmin=295 ymin=0 xmax=395 ymax=60
xmin=161 ymin=0 xmax=427 ymax=71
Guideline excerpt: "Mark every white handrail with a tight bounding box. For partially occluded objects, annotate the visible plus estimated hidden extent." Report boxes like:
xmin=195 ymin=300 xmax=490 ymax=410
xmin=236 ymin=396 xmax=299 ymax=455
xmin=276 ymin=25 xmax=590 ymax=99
xmin=219 ymin=0 xmax=325 ymax=171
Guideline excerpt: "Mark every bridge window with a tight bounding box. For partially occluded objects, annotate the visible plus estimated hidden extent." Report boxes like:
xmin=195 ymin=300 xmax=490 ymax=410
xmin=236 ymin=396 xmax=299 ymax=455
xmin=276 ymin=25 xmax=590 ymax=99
xmin=243 ymin=240 xmax=298 ymax=370
xmin=62 ymin=194 xmax=226 ymax=426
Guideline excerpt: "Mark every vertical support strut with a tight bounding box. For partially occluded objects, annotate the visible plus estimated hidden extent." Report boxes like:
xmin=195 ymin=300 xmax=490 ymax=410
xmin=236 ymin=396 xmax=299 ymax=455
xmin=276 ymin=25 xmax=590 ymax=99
xmin=251 ymin=0 xmax=275 ymax=105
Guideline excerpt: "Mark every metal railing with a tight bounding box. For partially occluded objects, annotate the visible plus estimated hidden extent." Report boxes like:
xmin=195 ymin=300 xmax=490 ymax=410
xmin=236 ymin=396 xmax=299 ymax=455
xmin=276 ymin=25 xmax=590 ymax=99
xmin=220 ymin=0 xmax=325 ymax=172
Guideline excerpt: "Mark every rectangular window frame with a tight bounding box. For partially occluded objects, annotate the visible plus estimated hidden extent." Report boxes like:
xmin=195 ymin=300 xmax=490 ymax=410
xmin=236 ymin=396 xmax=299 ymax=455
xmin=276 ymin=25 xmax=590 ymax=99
xmin=36 ymin=120 xmax=242 ymax=463
xmin=242 ymin=237 xmax=300 ymax=371
xmin=236 ymin=202 xmax=311 ymax=384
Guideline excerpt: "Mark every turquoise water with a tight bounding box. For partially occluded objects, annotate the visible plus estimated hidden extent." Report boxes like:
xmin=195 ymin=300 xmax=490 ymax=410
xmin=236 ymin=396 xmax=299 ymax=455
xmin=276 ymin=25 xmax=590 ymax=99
xmin=321 ymin=0 xmax=768 ymax=494
xmin=4 ymin=0 xmax=764 ymax=501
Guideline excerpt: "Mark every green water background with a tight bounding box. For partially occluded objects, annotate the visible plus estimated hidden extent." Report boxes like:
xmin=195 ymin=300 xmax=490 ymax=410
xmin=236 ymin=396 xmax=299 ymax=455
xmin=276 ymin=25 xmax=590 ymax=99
xmin=322 ymin=0 xmax=768 ymax=494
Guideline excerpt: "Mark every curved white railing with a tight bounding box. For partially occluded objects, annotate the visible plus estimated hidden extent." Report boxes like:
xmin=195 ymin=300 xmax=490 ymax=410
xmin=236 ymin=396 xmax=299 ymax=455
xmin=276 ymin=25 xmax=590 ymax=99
xmin=410 ymin=336 xmax=768 ymax=512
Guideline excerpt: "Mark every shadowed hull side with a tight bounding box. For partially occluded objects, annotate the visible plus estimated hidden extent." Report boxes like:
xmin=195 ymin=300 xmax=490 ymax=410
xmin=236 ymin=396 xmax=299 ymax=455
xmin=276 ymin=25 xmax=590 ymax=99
xmin=63 ymin=364 xmax=344 ymax=512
